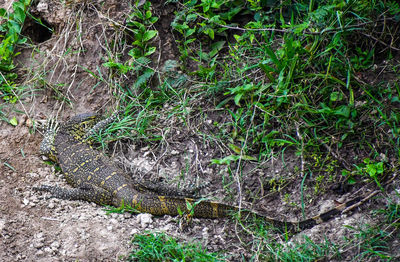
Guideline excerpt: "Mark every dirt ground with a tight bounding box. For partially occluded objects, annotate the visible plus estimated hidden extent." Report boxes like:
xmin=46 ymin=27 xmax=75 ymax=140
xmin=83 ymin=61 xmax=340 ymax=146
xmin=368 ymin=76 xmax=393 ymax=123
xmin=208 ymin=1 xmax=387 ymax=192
xmin=0 ymin=0 xmax=399 ymax=261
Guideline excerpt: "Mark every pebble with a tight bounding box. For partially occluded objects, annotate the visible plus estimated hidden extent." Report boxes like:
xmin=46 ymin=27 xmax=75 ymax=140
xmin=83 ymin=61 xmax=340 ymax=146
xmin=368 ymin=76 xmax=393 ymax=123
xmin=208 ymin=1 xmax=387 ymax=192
xmin=0 ymin=219 xmax=5 ymax=232
xmin=33 ymin=236 xmax=45 ymax=249
xmin=51 ymin=241 xmax=60 ymax=249
xmin=123 ymin=213 xmax=132 ymax=219
xmin=130 ymin=228 xmax=139 ymax=235
xmin=171 ymin=150 xmax=179 ymax=155
xmin=22 ymin=198 xmax=29 ymax=206
xmin=136 ymin=213 xmax=153 ymax=228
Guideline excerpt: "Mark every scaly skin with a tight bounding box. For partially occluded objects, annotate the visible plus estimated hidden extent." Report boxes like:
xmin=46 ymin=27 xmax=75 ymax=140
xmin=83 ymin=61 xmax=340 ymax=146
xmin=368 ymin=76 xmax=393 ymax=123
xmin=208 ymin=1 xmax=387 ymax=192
xmin=38 ymin=113 xmax=234 ymax=218
xmin=37 ymin=112 xmax=367 ymax=232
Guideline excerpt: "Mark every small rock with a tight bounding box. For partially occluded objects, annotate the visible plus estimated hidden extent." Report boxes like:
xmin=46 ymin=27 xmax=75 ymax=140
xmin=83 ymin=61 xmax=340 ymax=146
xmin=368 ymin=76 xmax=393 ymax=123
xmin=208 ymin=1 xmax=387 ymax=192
xmin=27 ymin=172 xmax=39 ymax=178
xmin=51 ymin=241 xmax=60 ymax=249
xmin=37 ymin=1 xmax=48 ymax=12
xmin=130 ymin=228 xmax=139 ymax=235
xmin=136 ymin=213 xmax=153 ymax=228
xmin=202 ymin=227 xmax=210 ymax=244
xmin=0 ymin=219 xmax=5 ymax=232
xmin=140 ymin=146 xmax=149 ymax=152
xmin=79 ymin=213 xmax=89 ymax=220
xmin=33 ymin=239 xmax=44 ymax=249
xmin=161 ymin=224 xmax=173 ymax=231
xmin=123 ymin=213 xmax=132 ymax=219
xmin=25 ymin=118 xmax=33 ymax=128
xmin=22 ymin=198 xmax=29 ymax=206
xmin=171 ymin=150 xmax=179 ymax=155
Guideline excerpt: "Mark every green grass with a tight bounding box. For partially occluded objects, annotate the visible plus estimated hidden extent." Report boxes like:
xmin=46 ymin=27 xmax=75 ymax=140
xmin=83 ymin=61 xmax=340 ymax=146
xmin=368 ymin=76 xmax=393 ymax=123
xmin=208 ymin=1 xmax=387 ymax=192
xmin=126 ymin=232 xmax=225 ymax=261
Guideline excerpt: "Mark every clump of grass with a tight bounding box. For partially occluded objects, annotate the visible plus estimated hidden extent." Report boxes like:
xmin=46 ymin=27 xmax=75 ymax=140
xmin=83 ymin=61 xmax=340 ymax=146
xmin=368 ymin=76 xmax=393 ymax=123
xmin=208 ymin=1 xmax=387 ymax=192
xmin=127 ymin=232 xmax=225 ymax=262
xmin=341 ymin=200 xmax=400 ymax=262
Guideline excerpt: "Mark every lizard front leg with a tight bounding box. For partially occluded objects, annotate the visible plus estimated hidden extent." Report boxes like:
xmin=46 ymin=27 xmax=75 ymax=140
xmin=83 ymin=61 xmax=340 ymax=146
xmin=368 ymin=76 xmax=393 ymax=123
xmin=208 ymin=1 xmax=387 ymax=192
xmin=34 ymin=183 xmax=113 ymax=205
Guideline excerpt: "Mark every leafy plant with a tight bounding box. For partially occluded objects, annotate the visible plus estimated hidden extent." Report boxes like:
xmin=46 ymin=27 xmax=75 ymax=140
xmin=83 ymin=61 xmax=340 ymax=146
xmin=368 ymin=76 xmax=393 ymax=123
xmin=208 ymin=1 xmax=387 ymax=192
xmin=350 ymin=47 xmax=374 ymax=71
xmin=0 ymin=0 xmax=31 ymax=103
xmin=357 ymin=158 xmax=385 ymax=190
xmin=126 ymin=1 xmax=158 ymax=59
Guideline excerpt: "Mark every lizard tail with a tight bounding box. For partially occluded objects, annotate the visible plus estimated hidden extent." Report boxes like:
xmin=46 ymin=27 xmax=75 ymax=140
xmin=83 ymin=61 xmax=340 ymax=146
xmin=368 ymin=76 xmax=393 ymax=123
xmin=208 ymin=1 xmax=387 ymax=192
xmin=125 ymin=193 xmax=369 ymax=232
xmin=125 ymin=194 xmax=235 ymax=218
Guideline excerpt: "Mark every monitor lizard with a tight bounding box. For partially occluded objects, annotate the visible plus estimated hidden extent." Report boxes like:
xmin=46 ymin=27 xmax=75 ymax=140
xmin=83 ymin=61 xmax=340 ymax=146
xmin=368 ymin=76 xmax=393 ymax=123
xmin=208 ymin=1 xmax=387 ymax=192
xmin=35 ymin=111 xmax=379 ymax=232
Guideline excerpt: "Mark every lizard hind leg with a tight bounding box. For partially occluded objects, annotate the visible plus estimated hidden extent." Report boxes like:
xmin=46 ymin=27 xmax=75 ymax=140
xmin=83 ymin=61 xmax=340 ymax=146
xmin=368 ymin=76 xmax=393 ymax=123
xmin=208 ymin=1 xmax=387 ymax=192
xmin=82 ymin=111 xmax=122 ymax=141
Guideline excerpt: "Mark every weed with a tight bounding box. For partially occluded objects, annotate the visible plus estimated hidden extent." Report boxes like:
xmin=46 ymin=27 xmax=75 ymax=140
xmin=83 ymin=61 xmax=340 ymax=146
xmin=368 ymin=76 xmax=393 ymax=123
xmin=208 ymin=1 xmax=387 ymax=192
xmin=355 ymin=158 xmax=385 ymax=190
xmin=344 ymin=224 xmax=392 ymax=261
xmin=103 ymin=1 xmax=158 ymax=91
xmin=104 ymin=201 xmax=140 ymax=215
xmin=0 ymin=0 xmax=31 ymax=103
xmin=127 ymin=232 xmax=225 ymax=261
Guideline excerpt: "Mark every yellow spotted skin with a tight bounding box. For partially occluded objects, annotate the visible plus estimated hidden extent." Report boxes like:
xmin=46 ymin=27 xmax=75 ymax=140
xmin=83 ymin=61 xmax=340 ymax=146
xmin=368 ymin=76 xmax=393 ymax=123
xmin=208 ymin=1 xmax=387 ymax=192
xmin=38 ymin=113 xmax=235 ymax=219
xmin=37 ymin=112 xmax=366 ymax=231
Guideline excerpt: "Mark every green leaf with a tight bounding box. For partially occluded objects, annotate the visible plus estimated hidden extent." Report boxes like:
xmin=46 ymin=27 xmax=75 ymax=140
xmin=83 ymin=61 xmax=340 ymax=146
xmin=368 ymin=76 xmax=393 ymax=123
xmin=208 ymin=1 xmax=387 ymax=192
xmin=234 ymin=93 xmax=243 ymax=106
xmin=330 ymin=92 xmax=340 ymax=101
xmin=9 ymin=116 xmax=18 ymax=126
xmin=211 ymin=155 xmax=240 ymax=165
xmin=186 ymin=200 xmax=193 ymax=211
xmin=13 ymin=6 xmax=26 ymax=24
xmin=145 ymin=10 xmax=152 ymax=19
xmin=259 ymin=62 xmax=276 ymax=82
xmin=241 ymin=155 xmax=257 ymax=161
xmin=229 ymin=143 xmax=242 ymax=154
xmin=205 ymin=28 xmax=214 ymax=40
xmin=177 ymin=205 xmax=183 ymax=216
xmin=186 ymin=14 xmax=197 ymax=22
xmin=144 ymin=46 xmax=156 ymax=56
xmin=128 ymin=21 xmax=145 ymax=31
xmin=9 ymin=20 xmax=22 ymax=34
xmin=376 ymin=162 xmax=384 ymax=174
xmin=185 ymin=28 xmax=196 ymax=37
xmin=184 ymin=38 xmax=196 ymax=45
xmin=143 ymin=30 xmax=157 ymax=42
xmin=334 ymin=105 xmax=350 ymax=118
xmin=149 ymin=16 xmax=158 ymax=24
xmin=0 ymin=8 xmax=7 ymax=17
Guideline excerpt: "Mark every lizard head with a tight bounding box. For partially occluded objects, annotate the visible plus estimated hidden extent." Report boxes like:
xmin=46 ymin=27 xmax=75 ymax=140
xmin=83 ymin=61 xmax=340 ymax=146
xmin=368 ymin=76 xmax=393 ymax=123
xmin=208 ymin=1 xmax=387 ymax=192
xmin=39 ymin=118 xmax=59 ymax=162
